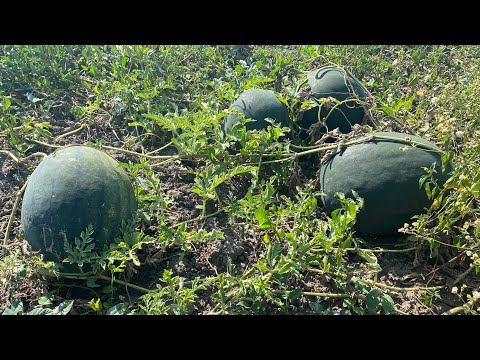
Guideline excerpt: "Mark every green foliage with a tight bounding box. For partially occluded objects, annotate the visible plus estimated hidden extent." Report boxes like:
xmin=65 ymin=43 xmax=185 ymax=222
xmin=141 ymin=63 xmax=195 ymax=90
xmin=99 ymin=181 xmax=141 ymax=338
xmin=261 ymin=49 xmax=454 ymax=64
xmin=1 ymin=45 xmax=479 ymax=315
xmin=63 ymin=224 xmax=98 ymax=270
xmin=136 ymin=270 xmax=203 ymax=315
xmin=2 ymin=299 xmax=74 ymax=315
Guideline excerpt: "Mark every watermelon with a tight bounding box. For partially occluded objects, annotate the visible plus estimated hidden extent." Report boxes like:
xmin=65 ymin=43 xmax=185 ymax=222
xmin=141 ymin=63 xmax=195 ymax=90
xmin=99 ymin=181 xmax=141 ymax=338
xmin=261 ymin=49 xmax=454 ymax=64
xmin=298 ymin=66 xmax=367 ymax=137
xmin=319 ymin=132 xmax=452 ymax=236
xmin=224 ymin=89 xmax=290 ymax=133
xmin=21 ymin=146 xmax=137 ymax=269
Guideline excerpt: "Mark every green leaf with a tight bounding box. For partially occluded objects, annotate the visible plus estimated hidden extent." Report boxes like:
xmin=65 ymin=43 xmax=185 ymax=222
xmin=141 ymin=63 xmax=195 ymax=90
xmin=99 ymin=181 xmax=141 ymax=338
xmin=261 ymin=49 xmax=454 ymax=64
xmin=470 ymin=181 xmax=480 ymax=197
xmin=425 ymin=182 xmax=432 ymax=199
xmin=207 ymin=147 xmax=216 ymax=161
xmin=259 ymin=220 xmax=273 ymax=230
xmin=330 ymin=208 xmax=341 ymax=224
xmin=287 ymin=289 xmax=303 ymax=301
xmin=50 ymin=300 xmax=74 ymax=315
xmin=2 ymin=301 xmax=23 ymax=315
xmin=352 ymin=278 xmax=368 ymax=295
xmin=393 ymin=101 xmax=405 ymax=112
xmin=380 ymin=106 xmax=394 ymax=117
xmin=347 ymin=202 xmax=357 ymax=221
xmin=254 ymin=206 xmax=268 ymax=224
xmin=3 ymin=97 xmax=11 ymax=109
xmin=380 ymin=294 xmax=396 ymax=314
xmin=16 ymin=265 xmax=27 ymax=278
xmin=263 ymin=233 xmax=270 ymax=243
xmin=365 ymin=289 xmax=381 ymax=312
xmin=38 ymin=292 xmax=54 ymax=306
xmin=278 ymin=262 xmax=291 ymax=274
xmin=308 ymin=302 xmax=324 ymax=314
xmin=88 ymin=298 xmax=101 ymax=312
xmin=106 ymin=303 xmax=127 ymax=315
xmin=272 ymin=127 xmax=281 ymax=140
xmin=403 ymin=94 xmax=415 ymax=112
xmin=84 ymin=244 xmax=95 ymax=253
xmin=131 ymin=254 xmax=141 ymax=267
xmin=27 ymin=308 xmax=54 ymax=315
xmin=358 ymin=249 xmax=378 ymax=265
xmin=86 ymin=276 xmax=100 ymax=288
xmin=26 ymin=93 xmax=43 ymax=103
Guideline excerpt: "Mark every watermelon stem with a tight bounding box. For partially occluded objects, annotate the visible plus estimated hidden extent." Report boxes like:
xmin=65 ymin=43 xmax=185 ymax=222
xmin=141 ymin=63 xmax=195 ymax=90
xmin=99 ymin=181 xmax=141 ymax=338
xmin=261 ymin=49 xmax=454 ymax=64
xmin=308 ymin=267 xmax=445 ymax=293
xmin=172 ymin=208 xmax=224 ymax=229
xmin=38 ymin=269 xmax=151 ymax=293
xmin=271 ymin=289 xmax=349 ymax=298
xmin=2 ymin=181 xmax=28 ymax=257
xmin=100 ymin=145 xmax=177 ymax=160
xmin=0 ymin=150 xmax=47 ymax=163
xmin=27 ymin=133 xmax=446 ymax=172
xmin=145 ymin=141 xmax=173 ymax=155
xmin=310 ymin=246 xmax=419 ymax=254
xmin=54 ymin=123 xmax=87 ymax=143
xmin=260 ymin=133 xmax=445 ymax=166
xmin=441 ymin=288 xmax=480 ymax=315
xmin=0 ymin=150 xmax=19 ymax=162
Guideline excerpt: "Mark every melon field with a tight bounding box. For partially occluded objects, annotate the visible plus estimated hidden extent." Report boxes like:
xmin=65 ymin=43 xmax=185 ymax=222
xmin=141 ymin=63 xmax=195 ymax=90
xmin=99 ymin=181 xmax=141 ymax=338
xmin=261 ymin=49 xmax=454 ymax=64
xmin=0 ymin=45 xmax=479 ymax=315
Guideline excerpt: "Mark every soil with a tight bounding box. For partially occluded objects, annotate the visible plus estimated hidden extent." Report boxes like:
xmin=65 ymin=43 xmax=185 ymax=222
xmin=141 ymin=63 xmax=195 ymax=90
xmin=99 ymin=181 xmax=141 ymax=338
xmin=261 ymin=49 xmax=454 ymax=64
xmin=0 ymin=113 xmax=477 ymax=315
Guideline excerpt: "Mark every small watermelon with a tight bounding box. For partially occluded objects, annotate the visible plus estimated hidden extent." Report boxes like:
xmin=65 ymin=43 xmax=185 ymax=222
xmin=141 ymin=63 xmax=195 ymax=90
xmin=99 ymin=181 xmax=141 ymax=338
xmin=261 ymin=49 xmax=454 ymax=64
xmin=298 ymin=66 xmax=367 ymax=137
xmin=224 ymin=89 xmax=290 ymax=133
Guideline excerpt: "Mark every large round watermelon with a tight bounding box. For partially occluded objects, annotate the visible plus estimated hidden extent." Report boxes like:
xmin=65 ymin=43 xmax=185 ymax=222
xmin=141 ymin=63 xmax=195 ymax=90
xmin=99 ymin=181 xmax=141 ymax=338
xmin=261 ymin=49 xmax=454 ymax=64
xmin=224 ymin=89 xmax=290 ymax=133
xmin=21 ymin=146 xmax=137 ymax=268
xmin=298 ymin=66 xmax=367 ymax=137
xmin=319 ymin=132 xmax=452 ymax=236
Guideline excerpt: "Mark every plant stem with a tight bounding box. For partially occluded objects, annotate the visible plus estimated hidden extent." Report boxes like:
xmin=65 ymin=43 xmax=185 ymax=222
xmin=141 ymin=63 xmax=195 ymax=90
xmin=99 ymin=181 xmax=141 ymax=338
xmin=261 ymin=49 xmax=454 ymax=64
xmin=100 ymin=145 xmax=176 ymax=160
xmin=272 ymin=289 xmax=349 ymax=298
xmin=1 ymin=181 xmax=28 ymax=257
xmin=172 ymin=208 xmax=224 ymax=229
xmin=406 ymin=232 xmax=478 ymax=252
xmin=0 ymin=150 xmax=19 ymax=162
xmin=150 ymin=158 xmax=178 ymax=168
xmin=24 ymin=152 xmax=48 ymax=161
xmin=359 ymin=278 xmax=444 ymax=293
xmin=29 ymin=139 xmax=63 ymax=148
xmin=311 ymin=246 xmax=419 ymax=254
xmin=453 ymin=266 xmax=474 ymax=285
xmin=442 ymin=290 xmax=480 ymax=315
xmin=54 ymin=123 xmax=87 ymax=142
xmin=307 ymin=267 xmax=444 ymax=292
xmin=96 ymin=274 xmax=151 ymax=293
xmin=0 ymin=151 xmax=47 ymax=163
xmin=146 ymin=141 xmax=173 ymax=155
xmin=38 ymin=269 xmax=151 ymax=293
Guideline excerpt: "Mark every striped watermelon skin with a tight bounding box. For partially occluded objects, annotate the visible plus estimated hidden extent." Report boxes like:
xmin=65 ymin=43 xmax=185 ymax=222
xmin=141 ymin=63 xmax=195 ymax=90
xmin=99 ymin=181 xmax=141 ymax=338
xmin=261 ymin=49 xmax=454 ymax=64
xmin=320 ymin=132 xmax=452 ymax=236
xmin=299 ymin=66 xmax=367 ymax=136
xmin=224 ymin=89 xmax=289 ymax=133
xmin=21 ymin=146 xmax=137 ymax=266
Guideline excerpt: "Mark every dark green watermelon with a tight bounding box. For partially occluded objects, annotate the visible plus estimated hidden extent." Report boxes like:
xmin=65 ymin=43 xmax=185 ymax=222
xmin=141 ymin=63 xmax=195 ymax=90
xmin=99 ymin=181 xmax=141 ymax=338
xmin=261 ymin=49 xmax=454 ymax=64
xmin=298 ymin=66 xmax=367 ymax=137
xmin=319 ymin=132 xmax=452 ymax=236
xmin=224 ymin=89 xmax=290 ymax=133
xmin=21 ymin=146 xmax=137 ymax=268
